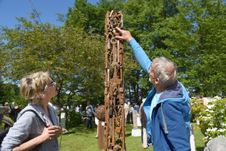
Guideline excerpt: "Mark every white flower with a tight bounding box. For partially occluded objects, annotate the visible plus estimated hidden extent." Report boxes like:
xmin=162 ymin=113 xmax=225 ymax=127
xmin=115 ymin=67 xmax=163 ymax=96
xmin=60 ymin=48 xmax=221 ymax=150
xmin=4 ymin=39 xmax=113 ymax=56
xmin=218 ymin=129 xmax=226 ymax=132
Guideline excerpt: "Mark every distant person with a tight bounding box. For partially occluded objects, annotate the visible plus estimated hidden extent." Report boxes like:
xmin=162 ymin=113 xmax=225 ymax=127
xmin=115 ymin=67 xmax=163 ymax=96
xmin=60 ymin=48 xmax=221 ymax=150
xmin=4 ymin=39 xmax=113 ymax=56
xmin=3 ymin=102 xmax=11 ymax=117
xmin=132 ymin=103 xmax=139 ymax=129
xmin=86 ymin=102 xmax=94 ymax=129
xmin=9 ymin=102 xmax=20 ymax=122
xmin=139 ymin=98 xmax=148 ymax=149
xmin=1 ymin=71 xmax=62 ymax=151
xmin=124 ymin=102 xmax=129 ymax=124
xmin=79 ymin=104 xmax=83 ymax=113
xmin=116 ymin=28 xmax=191 ymax=151
xmin=94 ymin=104 xmax=100 ymax=137
xmin=75 ymin=105 xmax=80 ymax=113
xmin=127 ymin=102 xmax=133 ymax=124
xmin=60 ymin=107 xmax=66 ymax=129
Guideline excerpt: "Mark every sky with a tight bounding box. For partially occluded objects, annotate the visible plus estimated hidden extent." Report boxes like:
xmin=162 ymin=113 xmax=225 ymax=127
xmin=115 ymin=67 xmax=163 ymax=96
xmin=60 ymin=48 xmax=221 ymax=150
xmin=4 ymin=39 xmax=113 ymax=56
xmin=0 ymin=0 xmax=98 ymax=28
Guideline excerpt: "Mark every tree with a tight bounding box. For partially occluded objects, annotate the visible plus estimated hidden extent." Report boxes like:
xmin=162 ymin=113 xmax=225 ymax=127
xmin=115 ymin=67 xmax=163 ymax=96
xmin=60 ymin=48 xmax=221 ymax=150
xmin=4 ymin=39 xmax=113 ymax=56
xmin=65 ymin=0 xmax=126 ymax=34
xmin=1 ymin=0 xmax=225 ymax=109
xmin=122 ymin=0 xmax=182 ymax=101
xmin=2 ymin=17 xmax=104 ymax=107
xmin=191 ymin=0 xmax=226 ymax=96
xmin=123 ymin=0 xmax=226 ymax=97
xmin=0 ymin=81 xmax=24 ymax=106
xmin=155 ymin=0 xmax=226 ymax=96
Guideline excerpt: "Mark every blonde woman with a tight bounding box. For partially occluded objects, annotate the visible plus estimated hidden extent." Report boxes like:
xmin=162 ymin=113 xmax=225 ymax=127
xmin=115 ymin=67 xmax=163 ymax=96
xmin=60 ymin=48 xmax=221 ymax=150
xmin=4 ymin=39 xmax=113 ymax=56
xmin=1 ymin=71 xmax=62 ymax=151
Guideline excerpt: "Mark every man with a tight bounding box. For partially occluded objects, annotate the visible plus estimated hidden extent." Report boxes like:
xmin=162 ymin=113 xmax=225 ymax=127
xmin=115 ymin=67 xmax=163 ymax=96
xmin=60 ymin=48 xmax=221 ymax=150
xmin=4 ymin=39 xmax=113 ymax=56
xmin=86 ymin=102 xmax=94 ymax=128
xmin=139 ymin=98 xmax=148 ymax=149
xmin=116 ymin=28 xmax=191 ymax=151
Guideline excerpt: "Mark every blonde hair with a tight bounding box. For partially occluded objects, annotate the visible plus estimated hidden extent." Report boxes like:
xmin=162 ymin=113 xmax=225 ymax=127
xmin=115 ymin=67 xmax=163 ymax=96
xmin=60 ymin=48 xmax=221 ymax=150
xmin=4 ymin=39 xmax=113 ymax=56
xmin=20 ymin=71 xmax=52 ymax=103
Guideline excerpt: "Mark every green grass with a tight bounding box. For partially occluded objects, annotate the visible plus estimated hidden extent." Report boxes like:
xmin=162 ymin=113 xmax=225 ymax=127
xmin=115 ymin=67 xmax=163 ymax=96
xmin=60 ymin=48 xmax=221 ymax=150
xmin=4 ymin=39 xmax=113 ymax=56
xmin=59 ymin=124 xmax=204 ymax=151
xmin=193 ymin=124 xmax=205 ymax=151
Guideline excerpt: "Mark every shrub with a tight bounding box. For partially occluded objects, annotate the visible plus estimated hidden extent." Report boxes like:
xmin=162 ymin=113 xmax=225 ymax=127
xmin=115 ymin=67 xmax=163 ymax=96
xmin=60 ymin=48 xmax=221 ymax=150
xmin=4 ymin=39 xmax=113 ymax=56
xmin=191 ymin=98 xmax=206 ymax=122
xmin=66 ymin=110 xmax=82 ymax=129
xmin=197 ymin=98 xmax=226 ymax=143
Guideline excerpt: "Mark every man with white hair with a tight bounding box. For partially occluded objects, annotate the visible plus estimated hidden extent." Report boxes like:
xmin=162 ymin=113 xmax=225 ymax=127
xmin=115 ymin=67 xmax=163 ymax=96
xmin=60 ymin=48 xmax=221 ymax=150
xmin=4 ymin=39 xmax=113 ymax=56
xmin=116 ymin=28 xmax=191 ymax=151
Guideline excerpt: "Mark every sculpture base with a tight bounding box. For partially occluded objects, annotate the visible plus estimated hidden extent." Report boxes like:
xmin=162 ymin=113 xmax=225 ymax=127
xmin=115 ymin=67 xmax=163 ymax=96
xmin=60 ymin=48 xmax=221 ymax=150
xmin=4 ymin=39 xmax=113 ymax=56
xmin=131 ymin=128 xmax=141 ymax=137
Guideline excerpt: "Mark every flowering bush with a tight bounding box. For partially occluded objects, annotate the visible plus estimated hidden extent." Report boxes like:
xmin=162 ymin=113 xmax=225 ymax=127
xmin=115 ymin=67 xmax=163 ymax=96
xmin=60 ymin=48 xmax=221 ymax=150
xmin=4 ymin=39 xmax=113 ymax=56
xmin=197 ymin=98 xmax=226 ymax=142
xmin=191 ymin=98 xmax=206 ymax=122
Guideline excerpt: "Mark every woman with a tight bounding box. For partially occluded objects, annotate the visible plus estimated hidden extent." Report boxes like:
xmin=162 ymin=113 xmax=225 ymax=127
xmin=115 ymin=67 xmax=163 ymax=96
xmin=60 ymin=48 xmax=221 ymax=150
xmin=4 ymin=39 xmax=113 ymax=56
xmin=1 ymin=71 xmax=62 ymax=151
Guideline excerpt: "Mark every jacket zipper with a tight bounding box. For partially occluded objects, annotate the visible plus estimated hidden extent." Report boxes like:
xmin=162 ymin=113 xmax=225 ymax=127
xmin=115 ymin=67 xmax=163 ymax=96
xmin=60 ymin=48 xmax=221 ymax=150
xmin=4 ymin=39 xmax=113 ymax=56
xmin=161 ymin=103 xmax=168 ymax=134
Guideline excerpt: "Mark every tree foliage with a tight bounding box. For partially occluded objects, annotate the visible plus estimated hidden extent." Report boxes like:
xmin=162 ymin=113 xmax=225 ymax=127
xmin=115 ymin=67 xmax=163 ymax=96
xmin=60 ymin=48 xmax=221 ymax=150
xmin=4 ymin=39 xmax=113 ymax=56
xmin=0 ymin=0 xmax=225 ymax=107
xmin=1 ymin=18 xmax=104 ymax=107
xmin=120 ymin=0 xmax=226 ymax=97
xmin=65 ymin=0 xmax=126 ymax=34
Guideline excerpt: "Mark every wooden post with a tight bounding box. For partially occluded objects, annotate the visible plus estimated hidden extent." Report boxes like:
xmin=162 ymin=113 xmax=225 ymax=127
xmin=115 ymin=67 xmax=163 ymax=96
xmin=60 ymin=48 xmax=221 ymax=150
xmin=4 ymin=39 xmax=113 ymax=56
xmin=104 ymin=10 xmax=126 ymax=151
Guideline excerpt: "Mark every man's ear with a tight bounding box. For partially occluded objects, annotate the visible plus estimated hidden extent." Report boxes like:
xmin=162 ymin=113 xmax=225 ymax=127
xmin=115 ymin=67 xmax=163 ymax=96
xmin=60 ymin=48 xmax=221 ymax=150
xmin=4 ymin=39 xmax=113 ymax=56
xmin=154 ymin=78 xmax=160 ymax=85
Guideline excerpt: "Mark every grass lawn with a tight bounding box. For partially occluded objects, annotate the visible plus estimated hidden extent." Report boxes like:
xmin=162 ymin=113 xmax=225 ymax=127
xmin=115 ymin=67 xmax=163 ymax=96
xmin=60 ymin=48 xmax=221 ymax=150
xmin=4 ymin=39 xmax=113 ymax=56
xmin=193 ymin=124 xmax=205 ymax=151
xmin=59 ymin=123 xmax=205 ymax=151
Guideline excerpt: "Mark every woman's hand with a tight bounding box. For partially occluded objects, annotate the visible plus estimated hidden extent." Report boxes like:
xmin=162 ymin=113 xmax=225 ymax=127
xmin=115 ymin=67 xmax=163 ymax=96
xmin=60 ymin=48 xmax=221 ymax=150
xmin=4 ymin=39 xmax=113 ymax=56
xmin=41 ymin=125 xmax=62 ymax=141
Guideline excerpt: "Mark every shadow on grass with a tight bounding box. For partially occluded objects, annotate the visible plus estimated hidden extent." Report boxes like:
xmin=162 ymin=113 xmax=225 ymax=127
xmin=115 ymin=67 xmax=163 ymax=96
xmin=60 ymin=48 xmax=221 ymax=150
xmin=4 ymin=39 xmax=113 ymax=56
xmin=196 ymin=147 xmax=204 ymax=151
xmin=65 ymin=125 xmax=96 ymax=134
xmin=63 ymin=130 xmax=75 ymax=135
xmin=125 ymin=132 xmax=132 ymax=137
xmin=62 ymin=127 xmax=97 ymax=139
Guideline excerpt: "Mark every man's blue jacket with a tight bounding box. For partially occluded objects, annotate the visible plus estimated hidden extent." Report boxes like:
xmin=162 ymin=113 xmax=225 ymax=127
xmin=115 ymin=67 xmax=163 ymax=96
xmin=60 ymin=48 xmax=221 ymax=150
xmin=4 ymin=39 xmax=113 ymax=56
xmin=128 ymin=38 xmax=191 ymax=151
